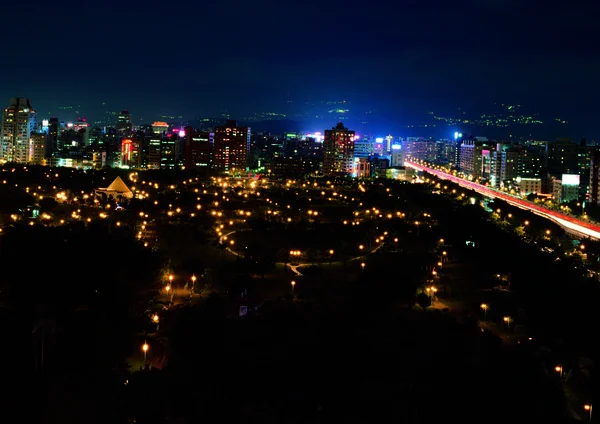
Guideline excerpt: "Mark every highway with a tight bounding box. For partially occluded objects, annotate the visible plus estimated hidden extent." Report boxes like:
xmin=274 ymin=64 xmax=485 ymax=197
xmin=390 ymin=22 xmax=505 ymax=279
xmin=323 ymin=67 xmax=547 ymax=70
xmin=406 ymin=160 xmax=600 ymax=240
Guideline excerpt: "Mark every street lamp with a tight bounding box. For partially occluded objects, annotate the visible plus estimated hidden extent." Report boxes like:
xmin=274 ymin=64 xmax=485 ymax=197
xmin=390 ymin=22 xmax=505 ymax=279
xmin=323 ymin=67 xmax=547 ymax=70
xmin=165 ymin=284 xmax=172 ymax=304
xmin=555 ymin=365 xmax=563 ymax=378
xmin=329 ymin=249 xmax=334 ymax=255
xmin=503 ymin=316 xmax=512 ymax=333
xmin=584 ymin=404 xmax=592 ymax=422
xmin=291 ymin=280 xmax=296 ymax=294
xmin=152 ymin=314 xmax=159 ymax=331
xmin=191 ymin=274 xmax=197 ymax=293
xmin=480 ymin=303 xmax=489 ymax=322
xmin=361 ymin=262 xmax=366 ymax=272
xmin=142 ymin=342 xmax=149 ymax=363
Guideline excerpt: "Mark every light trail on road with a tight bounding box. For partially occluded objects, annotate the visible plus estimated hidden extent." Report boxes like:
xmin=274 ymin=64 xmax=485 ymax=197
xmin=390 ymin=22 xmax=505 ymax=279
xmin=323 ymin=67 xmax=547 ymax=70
xmin=406 ymin=161 xmax=600 ymax=240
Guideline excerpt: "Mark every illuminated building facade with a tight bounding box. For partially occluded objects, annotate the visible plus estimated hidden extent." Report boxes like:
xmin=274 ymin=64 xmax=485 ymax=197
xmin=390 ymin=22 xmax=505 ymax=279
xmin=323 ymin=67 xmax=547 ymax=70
xmin=0 ymin=97 xmax=37 ymax=163
xmin=213 ymin=120 xmax=251 ymax=172
xmin=353 ymin=157 xmax=370 ymax=178
xmin=459 ymin=140 xmax=485 ymax=180
xmin=184 ymin=127 xmax=213 ymax=169
xmin=160 ymin=137 xmax=177 ymax=169
xmin=29 ymin=132 xmax=47 ymax=165
xmin=152 ymin=121 xmax=169 ymax=135
xmin=323 ymin=122 xmax=355 ymax=176
xmin=390 ymin=146 xmax=404 ymax=167
xmin=147 ymin=136 xmax=161 ymax=169
xmin=116 ymin=110 xmax=132 ymax=134
xmin=121 ymin=138 xmax=141 ymax=168
xmin=404 ymin=139 xmax=437 ymax=162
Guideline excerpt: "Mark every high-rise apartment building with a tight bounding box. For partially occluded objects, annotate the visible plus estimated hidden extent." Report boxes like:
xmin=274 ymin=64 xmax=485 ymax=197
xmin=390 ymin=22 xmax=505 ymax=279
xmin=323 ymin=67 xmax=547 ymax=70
xmin=213 ymin=120 xmax=250 ymax=172
xmin=589 ymin=151 xmax=600 ymax=205
xmin=323 ymin=122 xmax=355 ymax=176
xmin=459 ymin=139 xmax=485 ymax=179
xmin=0 ymin=98 xmax=37 ymax=163
xmin=29 ymin=132 xmax=47 ymax=165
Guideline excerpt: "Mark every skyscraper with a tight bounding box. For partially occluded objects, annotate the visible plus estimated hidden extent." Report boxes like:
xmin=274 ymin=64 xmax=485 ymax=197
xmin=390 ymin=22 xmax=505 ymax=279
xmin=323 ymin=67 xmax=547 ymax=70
xmin=323 ymin=122 xmax=355 ymax=176
xmin=0 ymin=98 xmax=37 ymax=163
xmin=213 ymin=120 xmax=250 ymax=172
xmin=116 ymin=110 xmax=132 ymax=134
xmin=184 ymin=127 xmax=213 ymax=169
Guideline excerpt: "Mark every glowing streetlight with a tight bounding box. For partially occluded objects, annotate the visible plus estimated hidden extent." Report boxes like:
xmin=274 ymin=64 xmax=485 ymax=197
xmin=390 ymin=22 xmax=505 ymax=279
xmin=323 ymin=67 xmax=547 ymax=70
xmin=545 ymin=229 xmax=551 ymax=236
xmin=432 ymin=270 xmax=437 ymax=276
xmin=291 ymin=280 xmax=296 ymax=294
xmin=503 ymin=316 xmax=512 ymax=333
xmin=584 ymin=404 xmax=592 ymax=422
xmin=524 ymin=220 xmax=529 ymax=226
xmin=152 ymin=314 xmax=159 ymax=331
xmin=169 ymin=274 xmax=174 ymax=284
xmin=480 ymin=303 xmax=489 ymax=322
xmin=359 ymin=244 xmax=364 ymax=250
xmin=361 ymin=262 xmax=366 ymax=272
xmin=555 ymin=365 xmax=563 ymax=378
xmin=142 ymin=342 xmax=149 ymax=363
xmin=329 ymin=249 xmax=334 ymax=255
xmin=442 ymin=251 xmax=447 ymax=256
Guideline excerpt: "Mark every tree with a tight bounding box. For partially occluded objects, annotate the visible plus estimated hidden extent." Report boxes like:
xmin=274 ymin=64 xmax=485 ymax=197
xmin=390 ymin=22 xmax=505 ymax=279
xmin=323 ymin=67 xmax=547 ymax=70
xmin=416 ymin=292 xmax=431 ymax=310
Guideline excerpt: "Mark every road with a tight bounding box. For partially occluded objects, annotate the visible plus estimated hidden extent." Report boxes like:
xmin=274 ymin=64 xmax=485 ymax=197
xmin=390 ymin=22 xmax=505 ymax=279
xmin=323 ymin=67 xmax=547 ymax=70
xmin=406 ymin=161 xmax=600 ymax=240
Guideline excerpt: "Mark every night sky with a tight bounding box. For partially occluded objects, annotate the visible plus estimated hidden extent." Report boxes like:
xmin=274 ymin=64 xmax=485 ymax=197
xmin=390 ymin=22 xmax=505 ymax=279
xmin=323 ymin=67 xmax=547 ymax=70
xmin=2 ymin=0 xmax=598 ymax=136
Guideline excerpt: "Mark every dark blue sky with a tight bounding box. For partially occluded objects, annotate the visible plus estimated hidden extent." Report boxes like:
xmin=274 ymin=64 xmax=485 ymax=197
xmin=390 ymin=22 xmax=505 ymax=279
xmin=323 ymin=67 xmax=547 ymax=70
xmin=2 ymin=0 xmax=599 ymax=136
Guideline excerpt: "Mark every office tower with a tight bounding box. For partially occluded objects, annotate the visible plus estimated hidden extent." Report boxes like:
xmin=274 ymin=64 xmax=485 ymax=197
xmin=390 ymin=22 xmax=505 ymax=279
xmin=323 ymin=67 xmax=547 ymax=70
xmin=390 ymin=145 xmax=404 ymax=167
xmin=0 ymin=98 xmax=37 ymax=163
xmin=29 ymin=133 xmax=47 ymax=165
xmin=404 ymin=138 xmax=437 ymax=162
xmin=121 ymin=138 xmax=141 ymax=168
xmin=147 ymin=135 xmax=161 ymax=169
xmin=73 ymin=118 xmax=90 ymax=146
xmin=354 ymin=137 xmax=374 ymax=158
xmin=546 ymin=140 xmax=578 ymax=175
xmin=385 ymin=135 xmax=393 ymax=154
xmin=152 ymin=121 xmax=169 ymax=135
xmin=459 ymin=139 xmax=486 ymax=180
xmin=323 ymin=122 xmax=355 ymax=176
xmin=160 ymin=136 xmax=177 ymax=169
xmin=213 ymin=120 xmax=251 ymax=172
xmin=116 ymin=110 xmax=133 ymax=134
xmin=184 ymin=127 xmax=213 ymax=169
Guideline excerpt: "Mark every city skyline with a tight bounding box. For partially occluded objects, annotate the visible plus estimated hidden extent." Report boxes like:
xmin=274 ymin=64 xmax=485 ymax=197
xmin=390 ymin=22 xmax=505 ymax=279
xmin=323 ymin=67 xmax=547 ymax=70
xmin=2 ymin=0 xmax=599 ymax=138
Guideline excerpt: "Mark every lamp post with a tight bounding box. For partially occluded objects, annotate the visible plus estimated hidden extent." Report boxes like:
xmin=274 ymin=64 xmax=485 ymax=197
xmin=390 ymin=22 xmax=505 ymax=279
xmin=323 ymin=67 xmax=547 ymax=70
xmin=165 ymin=284 xmax=172 ymax=304
xmin=480 ymin=304 xmax=489 ymax=322
xmin=584 ymin=404 xmax=592 ymax=422
xmin=152 ymin=314 xmax=159 ymax=332
xmin=142 ymin=342 xmax=149 ymax=364
xmin=361 ymin=262 xmax=366 ymax=272
xmin=555 ymin=365 xmax=563 ymax=378
xmin=191 ymin=274 xmax=197 ymax=294
xmin=291 ymin=280 xmax=296 ymax=295
xmin=503 ymin=316 xmax=512 ymax=334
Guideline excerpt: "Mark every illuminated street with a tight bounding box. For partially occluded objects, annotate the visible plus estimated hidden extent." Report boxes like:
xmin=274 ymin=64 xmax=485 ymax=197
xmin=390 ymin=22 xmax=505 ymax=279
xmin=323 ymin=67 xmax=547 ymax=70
xmin=406 ymin=160 xmax=600 ymax=240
